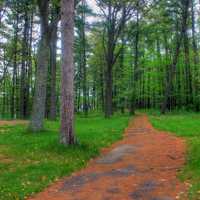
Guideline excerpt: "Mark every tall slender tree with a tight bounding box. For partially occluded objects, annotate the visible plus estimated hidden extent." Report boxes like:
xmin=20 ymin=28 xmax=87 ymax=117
xmin=97 ymin=0 xmax=132 ymax=117
xmin=60 ymin=0 xmax=76 ymax=145
xmin=191 ymin=0 xmax=200 ymax=111
xmin=49 ymin=5 xmax=60 ymax=120
xmin=130 ymin=2 xmax=140 ymax=114
xmin=161 ymin=0 xmax=190 ymax=114
xmin=11 ymin=5 xmax=19 ymax=119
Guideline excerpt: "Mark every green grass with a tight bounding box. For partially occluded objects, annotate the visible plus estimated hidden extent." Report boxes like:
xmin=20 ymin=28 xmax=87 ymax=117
xmin=0 ymin=114 xmax=130 ymax=200
xmin=149 ymin=112 xmax=200 ymax=199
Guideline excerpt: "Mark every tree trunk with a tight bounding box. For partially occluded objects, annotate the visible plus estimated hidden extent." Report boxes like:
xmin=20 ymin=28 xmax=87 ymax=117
xmin=2 ymin=50 xmax=6 ymax=117
xmin=11 ymin=12 xmax=19 ymax=119
xmin=26 ymin=10 xmax=33 ymax=118
xmin=49 ymin=23 xmax=58 ymax=120
xmin=60 ymin=0 xmax=76 ymax=145
xmin=119 ymin=35 xmax=126 ymax=114
xmin=81 ymin=0 xmax=88 ymax=116
xmin=191 ymin=0 xmax=200 ymax=111
xmin=100 ymin=66 xmax=104 ymax=111
xmin=104 ymin=3 xmax=114 ymax=118
xmin=183 ymin=28 xmax=193 ymax=106
xmin=161 ymin=0 xmax=190 ymax=114
xmin=20 ymin=10 xmax=29 ymax=119
xmin=105 ymin=62 xmax=113 ymax=118
xmin=29 ymin=0 xmax=50 ymax=131
xmin=130 ymin=7 xmax=139 ymax=115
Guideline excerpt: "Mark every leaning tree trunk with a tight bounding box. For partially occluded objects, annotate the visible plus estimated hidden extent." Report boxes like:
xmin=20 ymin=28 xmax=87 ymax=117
xmin=60 ymin=0 xmax=76 ymax=145
xmin=29 ymin=0 xmax=49 ymax=131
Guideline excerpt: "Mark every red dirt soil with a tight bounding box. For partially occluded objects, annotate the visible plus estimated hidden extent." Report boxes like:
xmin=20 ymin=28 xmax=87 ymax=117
xmin=28 ymin=115 xmax=187 ymax=200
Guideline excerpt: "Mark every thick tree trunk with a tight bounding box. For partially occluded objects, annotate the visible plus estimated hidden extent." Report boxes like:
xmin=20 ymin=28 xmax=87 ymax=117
xmin=29 ymin=0 xmax=49 ymax=131
xmin=29 ymin=35 xmax=49 ymax=131
xmin=60 ymin=0 xmax=76 ymax=145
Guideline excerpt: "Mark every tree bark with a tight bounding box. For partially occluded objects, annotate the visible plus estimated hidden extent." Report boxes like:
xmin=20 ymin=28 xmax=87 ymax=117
xmin=105 ymin=61 xmax=113 ymax=117
xmin=119 ymin=35 xmax=126 ymax=114
xmin=49 ymin=22 xmax=58 ymax=120
xmin=81 ymin=0 xmax=88 ymax=116
xmin=29 ymin=0 xmax=50 ymax=131
xmin=11 ymin=12 xmax=19 ymax=119
xmin=104 ymin=2 xmax=114 ymax=118
xmin=20 ymin=9 xmax=29 ymax=119
xmin=183 ymin=28 xmax=193 ymax=106
xmin=60 ymin=0 xmax=76 ymax=145
xmin=26 ymin=10 xmax=34 ymax=118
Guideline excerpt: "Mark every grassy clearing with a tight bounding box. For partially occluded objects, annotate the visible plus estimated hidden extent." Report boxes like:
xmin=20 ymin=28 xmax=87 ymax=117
xmin=0 ymin=114 xmax=130 ymax=200
xmin=149 ymin=112 xmax=200 ymax=199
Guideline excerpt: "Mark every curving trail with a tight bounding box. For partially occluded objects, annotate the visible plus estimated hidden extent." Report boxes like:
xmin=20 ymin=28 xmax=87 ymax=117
xmin=28 ymin=115 xmax=187 ymax=200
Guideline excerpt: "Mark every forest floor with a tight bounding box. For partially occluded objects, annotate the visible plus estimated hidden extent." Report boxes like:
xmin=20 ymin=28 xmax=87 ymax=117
xmin=28 ymin=115 xmax=187 ymax=200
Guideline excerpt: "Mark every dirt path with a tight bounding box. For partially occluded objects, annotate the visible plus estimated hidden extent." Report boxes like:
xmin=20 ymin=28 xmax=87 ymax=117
xmin=0 ymin=120 xmax=28 ymax=126
xmin=28 ymin=115 xmax=187 ymax=200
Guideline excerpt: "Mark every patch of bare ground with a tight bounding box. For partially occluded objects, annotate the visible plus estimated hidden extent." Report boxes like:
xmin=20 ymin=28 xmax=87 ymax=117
xmin=0 ymin=153 xmax=13 ymax=164
xmin=0 ymin=120 xmax=28 ymax=127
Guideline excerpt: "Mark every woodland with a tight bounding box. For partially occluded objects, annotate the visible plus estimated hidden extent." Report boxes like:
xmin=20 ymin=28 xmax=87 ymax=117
xmin=0 ymin=0 xmax=200 ymax=199
xmin=1 ymin=0 xmax=199 ymax=132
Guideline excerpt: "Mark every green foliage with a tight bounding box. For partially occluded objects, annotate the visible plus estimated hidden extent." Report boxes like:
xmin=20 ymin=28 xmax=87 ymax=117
xmin=149 ymin=112 xmax=200 ymax=199
xmin=0 ymin=114 xmax=130 ymax=200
